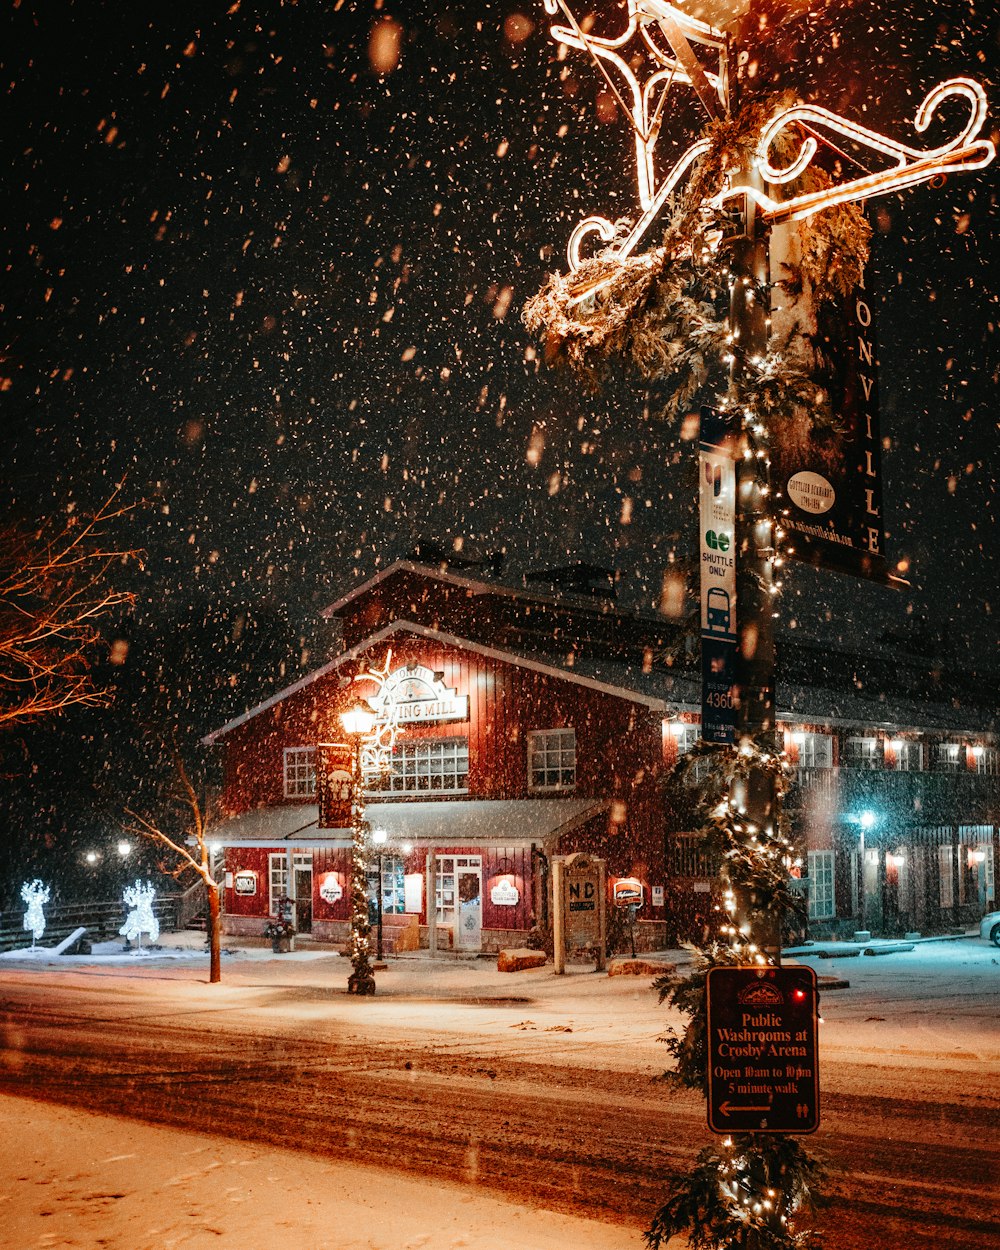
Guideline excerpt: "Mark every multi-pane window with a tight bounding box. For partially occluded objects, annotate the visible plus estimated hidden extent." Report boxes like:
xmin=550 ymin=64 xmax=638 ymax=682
xmin=434 ymin=855 xmax=481 ymax=921
xmin=671 ymin=723 xmax=701 ymax=757
xmin=935 ymin=743 xmax=963 ymax=773
xmin=669 ymin=833 xmax=720 ymax=879
xmin=379 ymin=855 xmax=406 ymax=915
xmin=367 ymin=738 xmax=469 ymax=794
xmin=528 ymin=728 xmax=577 ymax=791
xmin=283 ymin=746 xmax=317 ymax=798
xmin=843 ymin=737 xmax=880 ymax=770
xmin=807 ymin=850 xmax=835 ymax=921
xmin=269 ymin=853 xmax=288 ymax=911
xmin=974 ymin=747 xmax=999 ymax=775
xmin=794 ymin=733 xmax=833 ymax=770
xmin=891 ymin=740 xmax=923 ymax=772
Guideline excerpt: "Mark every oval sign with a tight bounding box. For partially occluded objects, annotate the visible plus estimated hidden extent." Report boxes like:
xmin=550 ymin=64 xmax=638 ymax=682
xmin=787 ymin=471 xmax=835 ymax=515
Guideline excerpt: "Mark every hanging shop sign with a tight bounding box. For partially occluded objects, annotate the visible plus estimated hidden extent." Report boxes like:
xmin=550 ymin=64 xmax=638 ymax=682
xmin=613 ymin=877 xmax=645 ymax=907
xmin=319 ymin=873 xmax=344 ymax=905
xmin=490 ymin=879 xmax=520 ymax=907
xmin=706 ymin=965 xmax=820 ymax=1135
xmin=699 ymin=406 xmax=738 ymax=744
xmin=372 ymin=665 xmax=468 ymax=726
xmin=317 ymin=743 xmax=354 ymax=829
xmin=234 ymin=870 xmax=258 ymax=897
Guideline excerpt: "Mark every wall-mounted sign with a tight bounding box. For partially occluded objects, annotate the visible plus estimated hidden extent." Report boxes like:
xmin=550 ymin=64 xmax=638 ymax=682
xmin=234 ymin=870 xmax=258 ymax=896
xmin=613 ymin=877 xmax=645 ymax=908
xmin=651 ymin=885 xmax=665 ymax=908
xmin=319 ymin=873 xmax=344 ymax=905
xmin=490 ymin=879 xmax=520 ymax=907
xmin=374 ymin=664 xmax=468 ymax=726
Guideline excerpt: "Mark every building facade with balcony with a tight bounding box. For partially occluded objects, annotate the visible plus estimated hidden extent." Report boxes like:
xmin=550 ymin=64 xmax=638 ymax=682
xmin=202 ymin=561 xmax=999 ymax=948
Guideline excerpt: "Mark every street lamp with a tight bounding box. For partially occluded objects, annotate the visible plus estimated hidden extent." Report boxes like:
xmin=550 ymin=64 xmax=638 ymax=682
xmin=116 ymin=839 xmax=132 ymax=858
xmin=341 ymin=700 xmax=377 ymax=995
xmin=372 ymin=827 xmax=388 ymax=961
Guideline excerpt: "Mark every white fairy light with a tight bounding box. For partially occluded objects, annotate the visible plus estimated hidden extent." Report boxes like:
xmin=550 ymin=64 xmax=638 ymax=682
xmin=21 ymin=880 xmax=50 ymax=946
xmin=120 ymin=880 xmax=159 ymax=947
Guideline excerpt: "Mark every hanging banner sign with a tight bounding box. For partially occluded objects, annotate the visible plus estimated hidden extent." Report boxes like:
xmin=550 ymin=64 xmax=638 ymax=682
xmin=317 ymin=742 xmax=354 ymax=829
xmin=768 ymin=246 xmax=894 ymax=584
xmin=699 ymin=406 xmax=738 ymax=745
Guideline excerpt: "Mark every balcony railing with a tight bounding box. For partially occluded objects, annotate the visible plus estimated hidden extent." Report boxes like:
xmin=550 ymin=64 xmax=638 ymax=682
xmin=789 ymin=767 xmax=1000 ymax=826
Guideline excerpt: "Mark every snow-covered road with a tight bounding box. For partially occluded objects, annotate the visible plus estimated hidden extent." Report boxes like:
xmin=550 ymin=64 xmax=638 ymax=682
xmin=1 ymin=937 xmax=997 ymax=1249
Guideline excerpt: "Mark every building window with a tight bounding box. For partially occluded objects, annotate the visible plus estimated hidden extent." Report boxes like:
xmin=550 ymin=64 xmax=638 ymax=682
xmin=891 ymin=740 xmax=923 ymax=772
xmin=435 ymin=855 xmax=481 ymax=922
xmin=974 ymin=747 xmax=999 ymax=775
xmin=794 ymin=733 xmax=833 ymax=770
xmin=807 ymin=850 xmax=835 ymax=921
xmin=670 ymin=723 xmax=701 ymax=757
xmin=528 ymin=728 xmax=577 ymax=792
xmin=283 ymin=746 xmax=317 ymax=798
xmin=367 ymin=737 xmax=469 ymax=794
xmin=669 ymin=833 xmax=720 ymax=878
xmin=843 ymin=737 xmax=880 ymax=770
xmin=935 ymin=743 xmax=963 ymax=773
xmin=269 ymin=853 xmax=288 ymax=911
xmin=379 ymin=855 xmax=406 ymax=915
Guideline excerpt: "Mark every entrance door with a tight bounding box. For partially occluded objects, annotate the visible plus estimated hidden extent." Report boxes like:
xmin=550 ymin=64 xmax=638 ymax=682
xmin=294 ymin=865 xmax=313 ymax=933
xmin=862 ymin=848 xmax=882 ymax=933
xmin=455 ymin=861 xmax=482 ymax=951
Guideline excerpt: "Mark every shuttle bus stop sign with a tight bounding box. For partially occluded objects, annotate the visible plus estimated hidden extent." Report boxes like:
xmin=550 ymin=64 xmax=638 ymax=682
xmin=706 ymin=966 xmax=819 ymax=1134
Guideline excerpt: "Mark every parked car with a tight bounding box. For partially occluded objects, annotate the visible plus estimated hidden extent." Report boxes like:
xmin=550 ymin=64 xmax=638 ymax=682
xmin=980 ymin=910 xmax=1000 ymax=946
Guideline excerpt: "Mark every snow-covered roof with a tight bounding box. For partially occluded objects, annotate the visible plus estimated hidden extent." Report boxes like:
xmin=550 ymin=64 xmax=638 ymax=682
xmin=201 ymin=619 xmax=674 ymax=744
xmin=206 ymin=797 xmax=607 ymax=848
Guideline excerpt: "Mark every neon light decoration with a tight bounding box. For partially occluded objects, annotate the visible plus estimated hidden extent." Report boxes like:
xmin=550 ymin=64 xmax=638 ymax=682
xmin=21 ymin=879 xmax=50 ymax=946
xmin=120 ymin=880 xmax=160 ymax=946
xmin=541 ymin=2 xmax=995 ymax=269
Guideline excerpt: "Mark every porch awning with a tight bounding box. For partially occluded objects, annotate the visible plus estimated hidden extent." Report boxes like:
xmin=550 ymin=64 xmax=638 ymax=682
xmin=206 ymin=798 xmax=606 ymax=849
xmin=361 ymin=797 xmax=607 ymax=846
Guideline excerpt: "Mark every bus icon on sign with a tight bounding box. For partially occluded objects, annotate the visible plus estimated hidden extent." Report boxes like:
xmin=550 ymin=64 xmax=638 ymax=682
xmin=706 ymin=588 xmax=731 ymax=634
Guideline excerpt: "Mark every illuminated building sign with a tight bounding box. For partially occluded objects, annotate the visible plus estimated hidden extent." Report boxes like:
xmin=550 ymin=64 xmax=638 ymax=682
xmin=370 ymin=665 xmax=468 ymax=727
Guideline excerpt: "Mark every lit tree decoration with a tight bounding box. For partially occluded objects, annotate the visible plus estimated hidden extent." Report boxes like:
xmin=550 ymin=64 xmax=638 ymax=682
xmin=525 ymin=3 xmax=995 ymax=1248
xmin=20 ymin=879 xmax=50 ymax=947
xmin=120 ymin=880 xmax=160 ymax=948
xmin=343 ymin=650 xmax=403 ymax=996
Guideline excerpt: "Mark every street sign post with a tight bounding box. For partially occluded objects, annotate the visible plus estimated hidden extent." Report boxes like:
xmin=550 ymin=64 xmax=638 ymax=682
xmin=706 ymin=965 xmax=819 ymax=1134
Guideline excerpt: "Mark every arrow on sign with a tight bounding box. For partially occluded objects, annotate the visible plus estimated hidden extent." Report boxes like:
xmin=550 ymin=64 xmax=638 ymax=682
xmin=718 ymin=1101 xmax=772 ymax=1116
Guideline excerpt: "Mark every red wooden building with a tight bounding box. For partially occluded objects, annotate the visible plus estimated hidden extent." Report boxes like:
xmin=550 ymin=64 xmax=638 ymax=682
xmin=203 ymin=560 xmax=999 ymax=948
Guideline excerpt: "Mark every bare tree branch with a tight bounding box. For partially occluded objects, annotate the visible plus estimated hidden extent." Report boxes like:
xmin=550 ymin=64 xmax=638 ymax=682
xmin=0 ymin=484 xmax=142 ymax=727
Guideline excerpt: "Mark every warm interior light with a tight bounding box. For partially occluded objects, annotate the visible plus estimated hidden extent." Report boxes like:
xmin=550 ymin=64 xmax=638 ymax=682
xmin=341 ymin=703 xmax=376 ymax=737
xmin=669 ymin=721 xmax=688 ymax=737
xmin=972 ymin=745 xmax=984 ymax=758
xmin=371 ymin=828 xmax=389 ymax=846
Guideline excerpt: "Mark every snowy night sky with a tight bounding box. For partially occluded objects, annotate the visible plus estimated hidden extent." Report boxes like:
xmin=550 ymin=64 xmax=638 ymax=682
xmin=0 ymin=1 xmax=997 ymax=881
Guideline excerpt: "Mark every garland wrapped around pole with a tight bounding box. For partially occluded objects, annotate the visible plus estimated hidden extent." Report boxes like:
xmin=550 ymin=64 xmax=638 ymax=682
xmin=523 ymin=76 xmax=847 ymax=1250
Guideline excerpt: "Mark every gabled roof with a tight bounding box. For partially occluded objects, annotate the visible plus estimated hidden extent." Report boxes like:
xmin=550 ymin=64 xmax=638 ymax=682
xmin=200 ymin=618 xmax=676 ymax=745
xmin=319 ymin=558 xmax=632 ymax=620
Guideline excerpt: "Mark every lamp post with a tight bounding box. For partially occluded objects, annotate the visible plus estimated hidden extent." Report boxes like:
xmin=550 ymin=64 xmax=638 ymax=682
xmin=341 ymin=702 xmax=377 ymax=995
xmin=371 ymin=828 xmax=388 ymax=961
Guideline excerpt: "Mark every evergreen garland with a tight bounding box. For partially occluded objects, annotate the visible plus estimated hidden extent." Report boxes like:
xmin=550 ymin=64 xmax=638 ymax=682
xmin=522 ymin=92 xmax=871 ymax=429
xmin=347 ymin=782 xmax=376 ymax=995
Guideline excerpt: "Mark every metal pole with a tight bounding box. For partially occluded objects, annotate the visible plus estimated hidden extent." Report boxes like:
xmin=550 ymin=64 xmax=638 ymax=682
xmin=376 ymin=849 xmax=384 ymax=961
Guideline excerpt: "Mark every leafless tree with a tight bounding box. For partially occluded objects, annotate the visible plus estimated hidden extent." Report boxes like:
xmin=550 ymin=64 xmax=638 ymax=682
xmin=123 ymin=751 xmax=222 ymax=983
xmin=0 ymin=485 xmax=139 ymax=729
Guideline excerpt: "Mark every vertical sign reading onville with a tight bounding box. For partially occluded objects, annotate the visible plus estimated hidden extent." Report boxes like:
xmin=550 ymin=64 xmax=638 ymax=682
xmin=770 ymin=263 xmax=892 ymax=584
xmin=317 ymin=742 xmax=354 ymax=829
xmin=699 ymin=406 xmax=738 ymax=744
xmin=707 ymin=966 xmax=820 ymax=1134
